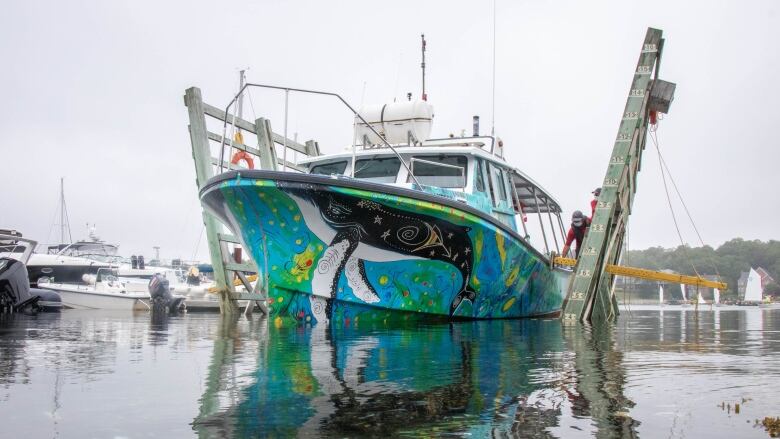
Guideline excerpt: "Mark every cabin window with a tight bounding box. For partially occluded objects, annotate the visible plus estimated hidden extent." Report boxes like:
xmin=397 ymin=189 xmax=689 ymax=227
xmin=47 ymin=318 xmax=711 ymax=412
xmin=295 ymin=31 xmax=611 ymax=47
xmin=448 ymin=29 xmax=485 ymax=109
xmin=353 ymin=157 xmax=401 ymax=183
xmin=407 ymin=155 xmax=467 ymax=188
xmin=310 ymin=161 xmax=347 ymax=176
xmin=508 ymin=174 xmax=523 ymax=213
xmin=474 ymin=157 xmax=486 ymax=193
xmin=489 ymin=163 xmax=508 ymax=203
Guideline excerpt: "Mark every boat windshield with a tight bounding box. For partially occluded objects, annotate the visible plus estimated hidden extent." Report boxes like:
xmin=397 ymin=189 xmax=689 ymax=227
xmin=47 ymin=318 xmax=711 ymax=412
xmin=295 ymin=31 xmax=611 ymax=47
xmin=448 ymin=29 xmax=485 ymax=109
xmin=353 ymin=157 xmax=400 ymax=183
xmin=408 ymin=155 xmax=467 ymax=188
xmin=58 ymin=242 xmax=120 ymax=262
xmin=310 ymin=161 xmax=347 ymax=176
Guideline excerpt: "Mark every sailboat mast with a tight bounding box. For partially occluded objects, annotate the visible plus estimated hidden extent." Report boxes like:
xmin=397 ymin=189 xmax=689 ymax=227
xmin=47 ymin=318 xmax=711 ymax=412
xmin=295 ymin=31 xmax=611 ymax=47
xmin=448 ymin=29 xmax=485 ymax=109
xmin=60 ymin=177 xmax=65 ymax=244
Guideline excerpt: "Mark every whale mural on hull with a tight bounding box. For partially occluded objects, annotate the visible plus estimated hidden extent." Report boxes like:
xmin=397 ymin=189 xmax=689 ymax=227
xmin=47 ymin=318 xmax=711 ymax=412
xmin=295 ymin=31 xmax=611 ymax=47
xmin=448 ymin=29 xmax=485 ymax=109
xmin=286 ymin=187 xmax=478 ymax=315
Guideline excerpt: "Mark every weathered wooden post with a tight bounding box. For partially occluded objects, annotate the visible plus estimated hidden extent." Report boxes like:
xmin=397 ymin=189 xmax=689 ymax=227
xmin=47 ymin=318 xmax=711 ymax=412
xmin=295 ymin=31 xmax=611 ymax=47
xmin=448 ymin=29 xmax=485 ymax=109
xmin=184 ymin=87 xmax=240 ymax=315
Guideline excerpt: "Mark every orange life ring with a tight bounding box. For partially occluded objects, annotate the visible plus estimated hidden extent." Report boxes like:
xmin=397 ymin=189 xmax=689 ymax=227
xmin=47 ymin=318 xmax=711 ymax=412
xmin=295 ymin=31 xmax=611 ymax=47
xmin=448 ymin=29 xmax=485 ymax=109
xmin=231 ymin=151 xmax=254 ymax=169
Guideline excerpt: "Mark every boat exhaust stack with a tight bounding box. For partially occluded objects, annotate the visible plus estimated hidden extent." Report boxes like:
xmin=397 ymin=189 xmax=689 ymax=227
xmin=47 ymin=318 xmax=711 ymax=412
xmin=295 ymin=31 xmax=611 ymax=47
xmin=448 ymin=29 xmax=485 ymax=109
xmin=473 ymin=116 xmax=480 ymax=137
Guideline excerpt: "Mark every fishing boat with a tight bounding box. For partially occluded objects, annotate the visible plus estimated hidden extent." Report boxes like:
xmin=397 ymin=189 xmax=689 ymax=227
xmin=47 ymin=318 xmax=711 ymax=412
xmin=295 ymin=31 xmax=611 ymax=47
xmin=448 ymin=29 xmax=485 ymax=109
xmin=200 ymin=98 xmax=571 ymax=322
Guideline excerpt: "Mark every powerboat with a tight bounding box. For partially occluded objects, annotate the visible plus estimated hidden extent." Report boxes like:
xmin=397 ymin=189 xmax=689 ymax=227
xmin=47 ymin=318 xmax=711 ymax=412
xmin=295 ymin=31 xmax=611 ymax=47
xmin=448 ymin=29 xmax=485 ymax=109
xmin=0 ymin=231 xmax=62 ymax=312
xmin=200 ymin=95 xmax=572 ymax=323
xmin=40 ymin=268 xmax=150 ymax=310
xmin=26 ymin=233 xmax=119 ymax=286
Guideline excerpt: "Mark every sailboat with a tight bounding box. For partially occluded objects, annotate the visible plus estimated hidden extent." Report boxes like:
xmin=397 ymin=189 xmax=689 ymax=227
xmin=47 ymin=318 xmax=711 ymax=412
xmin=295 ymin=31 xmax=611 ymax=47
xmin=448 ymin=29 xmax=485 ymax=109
xmin=696 ymin=290 xmax=705 ymax=305
xmin=679 ymin=283 xmax=690 ymax=307
xmin=741 ymin=268 xmax=763 ymax=305
xmin=658 ymin=284 xmax=664 ymax=306
xmin=713 ymin=288 xmax=721 ymax=306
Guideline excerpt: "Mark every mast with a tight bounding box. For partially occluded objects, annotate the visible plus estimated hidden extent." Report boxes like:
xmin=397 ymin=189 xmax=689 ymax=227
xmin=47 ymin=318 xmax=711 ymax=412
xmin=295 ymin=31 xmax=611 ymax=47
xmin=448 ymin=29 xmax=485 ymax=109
xmin=60 ymin=178 xmax=65 ymax=244
xmin=59 ymin=177 xmax=72 ymax=244
xmin=420 ymin=34 xmax=427 ymax=101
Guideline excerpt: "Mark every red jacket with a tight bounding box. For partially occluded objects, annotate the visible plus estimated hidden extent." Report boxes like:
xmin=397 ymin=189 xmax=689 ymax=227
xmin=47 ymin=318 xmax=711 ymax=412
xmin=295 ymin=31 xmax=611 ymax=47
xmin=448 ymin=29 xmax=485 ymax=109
xmin=564 ymin=218 xmax=591 ymax=256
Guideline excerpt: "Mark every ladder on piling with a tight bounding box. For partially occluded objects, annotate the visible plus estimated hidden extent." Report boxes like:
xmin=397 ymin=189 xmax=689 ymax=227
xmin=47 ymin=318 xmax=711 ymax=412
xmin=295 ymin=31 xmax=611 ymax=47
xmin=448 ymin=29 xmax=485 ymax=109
xmin=562 ymin=28 xmax=677 ymax=324
xmin=183 ymin=86 xmax=317 ymax=314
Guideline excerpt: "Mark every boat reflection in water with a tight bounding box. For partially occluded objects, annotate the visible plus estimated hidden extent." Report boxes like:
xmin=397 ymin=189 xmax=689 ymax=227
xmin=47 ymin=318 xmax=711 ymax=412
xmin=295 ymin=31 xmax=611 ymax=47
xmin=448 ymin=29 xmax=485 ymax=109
xmin=193 ymin=317 xmax=638 ymax=437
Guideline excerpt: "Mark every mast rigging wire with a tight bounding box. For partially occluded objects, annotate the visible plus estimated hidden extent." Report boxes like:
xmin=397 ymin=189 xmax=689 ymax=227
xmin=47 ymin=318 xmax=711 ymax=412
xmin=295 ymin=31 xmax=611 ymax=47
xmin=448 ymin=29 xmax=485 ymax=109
xmin=651 ymin=129 xmax=703 ymax=279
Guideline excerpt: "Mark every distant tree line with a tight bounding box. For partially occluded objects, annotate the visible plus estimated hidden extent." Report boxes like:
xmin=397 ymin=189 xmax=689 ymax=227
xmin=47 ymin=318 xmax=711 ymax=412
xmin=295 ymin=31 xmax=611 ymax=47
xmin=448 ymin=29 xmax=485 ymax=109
xmin=623 ymin=238 xmax=780 ymax=299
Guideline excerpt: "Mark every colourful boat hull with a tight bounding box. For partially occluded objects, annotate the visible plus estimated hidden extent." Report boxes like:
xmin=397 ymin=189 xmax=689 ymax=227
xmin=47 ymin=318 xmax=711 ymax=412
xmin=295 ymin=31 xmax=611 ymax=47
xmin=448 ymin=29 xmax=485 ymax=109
xmin=200 ymin=172 xmax=568 ymax=323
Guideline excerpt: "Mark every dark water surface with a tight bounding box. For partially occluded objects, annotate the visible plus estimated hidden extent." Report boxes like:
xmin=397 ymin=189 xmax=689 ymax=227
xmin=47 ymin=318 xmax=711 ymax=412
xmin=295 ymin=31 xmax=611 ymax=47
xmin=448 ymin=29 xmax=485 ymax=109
xmin=1 ymin=306 xmax=779 ymax=438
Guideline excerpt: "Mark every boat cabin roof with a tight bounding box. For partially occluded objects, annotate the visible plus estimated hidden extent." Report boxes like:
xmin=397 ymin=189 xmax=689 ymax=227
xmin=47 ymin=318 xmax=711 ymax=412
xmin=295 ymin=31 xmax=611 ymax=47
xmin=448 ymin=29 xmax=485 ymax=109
xmin=298 ymin=138 xmax=562 ymax=214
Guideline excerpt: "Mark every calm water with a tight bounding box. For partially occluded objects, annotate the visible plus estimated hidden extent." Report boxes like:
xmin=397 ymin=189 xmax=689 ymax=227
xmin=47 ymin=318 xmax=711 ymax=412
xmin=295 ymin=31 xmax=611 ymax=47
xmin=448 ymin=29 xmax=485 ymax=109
xmin=1 ymin=306 xmax=779 ymax=438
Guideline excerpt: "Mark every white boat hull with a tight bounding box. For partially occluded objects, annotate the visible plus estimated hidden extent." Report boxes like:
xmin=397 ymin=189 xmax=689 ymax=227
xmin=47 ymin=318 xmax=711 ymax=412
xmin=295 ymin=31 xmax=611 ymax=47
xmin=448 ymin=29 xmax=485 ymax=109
xmin=43 ymin=285 xmax=148 ymax=310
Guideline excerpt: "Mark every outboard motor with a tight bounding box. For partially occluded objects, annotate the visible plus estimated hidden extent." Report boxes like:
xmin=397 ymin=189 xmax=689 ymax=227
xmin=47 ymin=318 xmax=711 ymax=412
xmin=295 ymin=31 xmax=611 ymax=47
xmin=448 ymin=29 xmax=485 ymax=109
xmin=138 ymin=255 xmax=145 ymax=270
xmin=131 ymin=255 xmax=138 ymax=269
xmin=148 ymin=273 xmax=185 ymax=314
xmin=0 ymin=257 xmax=62 ymax=313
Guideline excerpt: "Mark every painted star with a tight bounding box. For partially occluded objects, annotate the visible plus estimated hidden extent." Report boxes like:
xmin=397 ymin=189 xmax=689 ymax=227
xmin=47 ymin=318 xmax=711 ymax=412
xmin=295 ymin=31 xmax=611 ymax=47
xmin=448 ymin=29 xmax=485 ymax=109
xmin=381 ymin=230 xmax=390 ymax=240
xmin=374 ymin=216 xmax=382 ymax=224
xmin=464 ymin=247 xmax=471 ymax=254
xmin=429 ymin=250 xmax=435 ymax=257
xmin=357 ymin=200 xmax=366 ymax=208
xmin=447 ymin=232 xmax=454 ymax=239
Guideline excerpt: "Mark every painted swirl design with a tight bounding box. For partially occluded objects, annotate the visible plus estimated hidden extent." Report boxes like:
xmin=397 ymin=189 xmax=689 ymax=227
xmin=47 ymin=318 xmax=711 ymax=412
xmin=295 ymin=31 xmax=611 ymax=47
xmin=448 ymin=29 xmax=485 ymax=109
xmin=317 ymin=248 xmax=341 ymax=274
xmin=311 ymin=297 xmax=325 ymax=316
xmin=397 ymin=225 xmax=427 ymax=245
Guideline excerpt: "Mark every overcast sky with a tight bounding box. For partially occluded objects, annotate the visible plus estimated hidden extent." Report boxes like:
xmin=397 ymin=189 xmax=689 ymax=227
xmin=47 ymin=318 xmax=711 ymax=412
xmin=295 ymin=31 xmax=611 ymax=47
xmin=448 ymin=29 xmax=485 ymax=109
xmin=1 ymin=0 xmax=778 ymax=261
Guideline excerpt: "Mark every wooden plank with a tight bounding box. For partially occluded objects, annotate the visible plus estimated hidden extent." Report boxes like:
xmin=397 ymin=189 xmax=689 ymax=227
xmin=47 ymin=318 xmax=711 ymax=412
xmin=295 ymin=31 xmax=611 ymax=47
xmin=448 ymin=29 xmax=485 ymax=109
xmin=276 ymin=158 xmax=305 ymax=173
xmin=218 ymin=233 xmax=241 ymax=244
xmin=207 ymin=131 xmax=263 ymax=156
xmin=210 ymin=158 xmax=251 ymax=171
xmin=224 ymin=262 xmax=256 ymax=273
xmin=202 ymin=102 xmax=310 ymax=155
xmin=230 ymin=292 xmax=267 ymax=301
xmin=203 ymin=102 xmax=256 ymax=132
xmin=210 ymin=153 xmax=304 ymax=173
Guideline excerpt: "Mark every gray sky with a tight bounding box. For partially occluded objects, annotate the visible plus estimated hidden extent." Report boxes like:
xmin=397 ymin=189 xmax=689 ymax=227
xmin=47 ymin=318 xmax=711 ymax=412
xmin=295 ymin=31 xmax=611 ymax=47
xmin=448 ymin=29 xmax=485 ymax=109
xmin=1 ymin=0 xmax=778 ymax=261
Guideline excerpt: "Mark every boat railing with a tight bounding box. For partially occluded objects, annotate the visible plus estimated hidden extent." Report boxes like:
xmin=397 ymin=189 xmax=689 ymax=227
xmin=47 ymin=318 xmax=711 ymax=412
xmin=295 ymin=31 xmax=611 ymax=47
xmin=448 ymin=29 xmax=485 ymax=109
xmin=217 ymin=83 xmax=421 ymax=186
xmin=409 ymin=157 xmax=466 ymax=188
xmin=0 ymin=233 xmax=37 ymax=265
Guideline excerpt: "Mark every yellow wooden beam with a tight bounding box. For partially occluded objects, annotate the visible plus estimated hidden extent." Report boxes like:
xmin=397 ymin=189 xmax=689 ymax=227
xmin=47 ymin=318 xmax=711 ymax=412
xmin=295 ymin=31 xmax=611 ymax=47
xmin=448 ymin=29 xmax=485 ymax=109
xmin=553 ymin=257 xmax=727 ymax=290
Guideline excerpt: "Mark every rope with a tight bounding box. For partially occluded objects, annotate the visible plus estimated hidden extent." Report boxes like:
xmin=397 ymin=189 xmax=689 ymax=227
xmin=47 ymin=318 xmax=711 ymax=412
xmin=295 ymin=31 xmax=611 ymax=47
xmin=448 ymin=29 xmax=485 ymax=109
xmin=656 ymin=151 xmax=723 ymax=282
xmin=190 ymin=225 xmax=205 ymax=262
xmin=650 ymin=130 xmax=702 ymax=278
xmin=247 ymin=89 xmax=258 ymax=122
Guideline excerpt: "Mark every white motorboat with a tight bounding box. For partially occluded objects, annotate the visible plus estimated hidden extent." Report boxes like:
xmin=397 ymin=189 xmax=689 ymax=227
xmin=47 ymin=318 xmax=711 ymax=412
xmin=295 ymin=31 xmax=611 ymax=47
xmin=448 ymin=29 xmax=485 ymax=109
xmin=27 ymin=230 xmax=120 ymax=286
xmin=41 ymin=272 xmax=149 ymax=311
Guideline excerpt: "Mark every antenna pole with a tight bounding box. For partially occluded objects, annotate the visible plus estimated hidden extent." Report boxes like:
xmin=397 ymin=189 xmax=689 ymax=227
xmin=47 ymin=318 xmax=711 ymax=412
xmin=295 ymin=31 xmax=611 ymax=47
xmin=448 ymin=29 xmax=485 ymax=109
xmin=237 ymin=70 xmax=246 ymax=136
xmin=491 ymin=0 xmax=496 ymax=136
xmin=421 ymin=34 xmax=427 ymax=101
